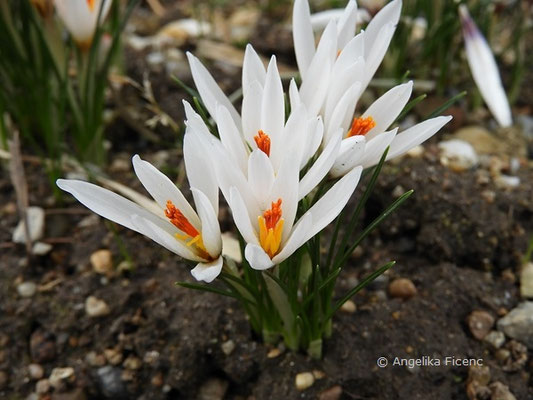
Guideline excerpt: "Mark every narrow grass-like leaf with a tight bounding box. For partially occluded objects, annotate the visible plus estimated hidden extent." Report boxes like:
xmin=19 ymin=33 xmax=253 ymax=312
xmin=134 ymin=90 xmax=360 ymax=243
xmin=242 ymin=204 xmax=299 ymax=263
xmin=425 ymin=91 xmax=466 ymax=119
xmin=327 ymin=261 xmax=395 ymax=319
xmin=336 ymin=190 xmax=414 ymax=269
xmin=394 ymin=93 xmax=427 ymax=124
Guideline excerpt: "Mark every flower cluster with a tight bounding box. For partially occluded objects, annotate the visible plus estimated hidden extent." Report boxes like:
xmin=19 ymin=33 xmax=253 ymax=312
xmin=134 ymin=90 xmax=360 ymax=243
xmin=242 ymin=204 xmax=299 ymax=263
xmin=58 ymin=0 xmax=452 ymax=355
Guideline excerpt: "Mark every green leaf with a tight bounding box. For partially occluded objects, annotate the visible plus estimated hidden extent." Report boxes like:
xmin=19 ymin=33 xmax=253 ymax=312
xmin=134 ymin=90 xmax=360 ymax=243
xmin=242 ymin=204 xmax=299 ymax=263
xmin=327 ymin=261 xmax=395 ymax=319
xmin=394 ymin=93 xmax=427 ymax=124
xmin=176 ymin=281 xmax=255 ymax=306
xmin=425 ymin=91 xmax=466 ymax=119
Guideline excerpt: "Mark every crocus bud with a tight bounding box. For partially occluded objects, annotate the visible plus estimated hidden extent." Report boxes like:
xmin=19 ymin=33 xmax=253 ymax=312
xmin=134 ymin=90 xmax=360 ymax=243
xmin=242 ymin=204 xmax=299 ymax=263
xmin=459 ymin=4 xmax=512 ymax=127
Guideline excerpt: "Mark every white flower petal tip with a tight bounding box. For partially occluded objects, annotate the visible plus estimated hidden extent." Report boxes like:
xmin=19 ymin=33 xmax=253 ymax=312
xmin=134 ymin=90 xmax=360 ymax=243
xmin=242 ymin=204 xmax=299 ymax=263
xmin=190 ymin=256 xmax=224 ymax=283
xmin=459 ymin=5 xmax=512 ymax=128
xmin=245 ymin=244 xmax=275 ymax=271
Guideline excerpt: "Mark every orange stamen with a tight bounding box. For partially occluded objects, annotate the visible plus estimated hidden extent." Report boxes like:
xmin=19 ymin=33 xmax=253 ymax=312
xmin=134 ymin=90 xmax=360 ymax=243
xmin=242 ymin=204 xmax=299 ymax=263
xmin=347 ymin=116 xmax=376 ymax=137
xmin=263 ymin=199 xmax=282 ymax=230
xmin=164 ymin=200 xmax=199 ymax=238
xmin=254 ymin=130 xmax=271 ymax=156
xmin=258 ymin=199 xmax=284 ymax=258
xmin=87 ymin=0 xmax=95 ymax=11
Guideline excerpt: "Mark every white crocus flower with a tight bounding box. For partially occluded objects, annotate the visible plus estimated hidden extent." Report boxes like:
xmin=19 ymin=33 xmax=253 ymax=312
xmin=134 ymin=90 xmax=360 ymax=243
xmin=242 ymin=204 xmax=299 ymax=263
xmin=54 ymin=0 xmax=112 ymax=48
xmin=459 ymin=5 xmax=512 ymax=127
xmin=187 ymin=50 xmax=339 ymax=200
xmin=56 ymin=151 xmax=223 ymax=283
xmin=293 ymin=0 xmax=402 ymax=115
xmin=325 ymin=81 xmax=452 ymax=177
xmin=228 ymin=154 xmax=363 ymax=271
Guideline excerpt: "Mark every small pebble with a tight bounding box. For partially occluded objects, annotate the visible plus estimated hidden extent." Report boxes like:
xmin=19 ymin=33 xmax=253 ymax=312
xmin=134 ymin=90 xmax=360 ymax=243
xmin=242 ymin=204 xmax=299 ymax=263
xmin=96 ymin=366 xmax=127 ymax=399
xmin=468 ymin=364 xmax=491 ymax=386
xmin=85 ymin=351 xmax=106 ymax=367
xmin=35 ymin=378 xmax=50 ymax=394
xmin=49 ymin=367 xmax=74 ymax=388
xmin=483 ymin=330 xmax=505 ymax=349
xmin=12 ymin=207 xmax=45 ymax=243
xmin=406 ymin=145 xmax=424 ymax=158
xmin=197 ymin=377 xmax=229 ymax=400
xmin=388 ymin=278 xmax=417 ymax=299
xmin=221 ymin=340 xmax=235 ymax=356
xmin=90 ymin=250 xmax=113 ymax=276
xmin=123 ymin=356 xmax=142 ymax=370
xmin=28 ymin=364 xmax=44 ymax=380
xmin=495 ymin=349 xmax=511 ymax=362
xmin=104 ymin=348 xmax=123 ymax=365
xmin=489 ymin=381 xmax=516 ymax=400
xmin=267 ymin=348 xmax=281 ymax=358
xmin=494 ymin=175 xmax=520 ymax=190
xmin=312 ymin=370 xmax=326 ymax=379
xmin=497 ymin=302 xmax=533 ymax=349
xmin=151 ymin=372 xmax=164 ymax=387
xmin=318 ymin=385 xmax=343 ymax=400
xmin=17 ymin=282 xmax=37 ymax=298
xmin=85 ymin=296 xmax=110 ymax=317
xmin=467 ymin=310 xmax=495 ymax=340
xmin=32 ymin=242 xmax=52 ymax=256
xmin=340 ymin=300 xmax=356 ymax=313
xmin=438 ymin=139 xmax=479 ymax=171
xmin=295 ymin=372 xmax=315 ymax=391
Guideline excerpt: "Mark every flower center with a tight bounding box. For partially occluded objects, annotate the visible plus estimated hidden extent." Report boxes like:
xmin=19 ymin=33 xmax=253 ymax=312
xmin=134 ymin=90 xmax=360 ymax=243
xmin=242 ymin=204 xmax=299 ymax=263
xmin=87 ymin=0 xmax=95 ymax=11
xmin=347 ymin=116 xmax=376 ymax=137
xmin=254 ymin=130 xmax=271 ymax=157
xmin=258 ymin=199 xmax=284 ymax=258
xmin=164 ymin=200 xmax=208 ymax=254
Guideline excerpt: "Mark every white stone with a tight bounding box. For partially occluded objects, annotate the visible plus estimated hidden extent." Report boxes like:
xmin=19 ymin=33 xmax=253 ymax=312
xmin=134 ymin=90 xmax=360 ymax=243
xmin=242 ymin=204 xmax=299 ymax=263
xmin=32 ymin=242 xmax=52 ymax=256
xmin=17 ymin=282 xmax=37 ymax=298
xmin=495 ymin=175 xmax=520 ymax=190
xmin=438 ymin=139 xmax=479 ymax=171
xmin=497 ymin=302 xmax=533 ymax=349
xmin=48 ymin=367 xmax=74 ymax=388
xmin=12 ymin=207 xmax=45 ymax=244
xmin=295 ymin=372 xmax=315 ymax=391
xmin=85 ymin=296 xmax=110 ymax=317
xmin=221 ymin=340 xmax=235 ymax=356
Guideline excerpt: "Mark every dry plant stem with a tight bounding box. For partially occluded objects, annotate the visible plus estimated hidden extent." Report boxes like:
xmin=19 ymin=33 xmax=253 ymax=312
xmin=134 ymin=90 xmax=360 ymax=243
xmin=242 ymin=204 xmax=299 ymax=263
xmin=8 ymin=130 xmax=32 ymax=258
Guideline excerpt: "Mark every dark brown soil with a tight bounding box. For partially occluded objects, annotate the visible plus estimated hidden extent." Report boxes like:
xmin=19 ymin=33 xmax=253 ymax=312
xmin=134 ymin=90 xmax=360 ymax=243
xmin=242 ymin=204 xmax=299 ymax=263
xmin=1 ymin=152 xmax=532 ymax=399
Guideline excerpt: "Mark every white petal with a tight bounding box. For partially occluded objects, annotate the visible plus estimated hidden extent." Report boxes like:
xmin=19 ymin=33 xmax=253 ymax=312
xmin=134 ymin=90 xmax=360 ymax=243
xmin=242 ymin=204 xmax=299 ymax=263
xmin=184 ymin=133 xmax=219 ymax=214
xmin=299 ymin=21 xmax=337 ymax=116
xmin=261 ymin=57 xmax=285 ymax=144
xmin=242 ymin=80 xmax=263 ymax=147
xmin=228 ymin=187 xmax=259 ymax=246
xmin=302 ymin=165 xmax=363 ymax=243
xmin=271 ymin=152 xmax=300 ymax=243
xmin=364 ymin=0 xmax=402 ymax=53
xmin=330 ymin=135 xmax=366 ymax=178
xmin=130 ymin=215 xmax=204 ymax=262
xmin=388 ymin=116 xmax=452 ymax=159
xmin=336 ymin=0 xmax=358 ymax=50
xmin=274 ymin=103 xmax=308 ymax=170
xmin=186 ymin=52 xmax=240 ymax=126
xmin=299 ymin=132 xmax=341 ymax=199
xmin=190 ymin=256 xmax=224 ymax=283
xmin=216 ymin=104 xmax=248 ymax=174
xmin=361 ymin=22 xmax=396 ymax=93
xmin=360 ymin=128 xmax=398 ymax=168
xmin=242 ymin=44 xmax=266 ymax=97
xmin=57 ymin=179 xmax=168 ymax=235
xmin=289 ymin=78 xmax=302 ymax=110
xmin=190 ymin=188 xmax=222 ymax=258
xmin=245 ymin=243 xmax=275 ymax=270
xmin=459 ymin=5 xmax=512 ymax=127
xmin=272 ymin=212 xmax=313 ymax=264
xmin=293 ymin=0 xmax=316 ymax=79
xmin=325 ymin=82 xmax=361 ymax=143
xmin=363 ymin=81 xmax=413 ymax=140
xmin=183 ymin=100 xmax=218 ymax=145
xmin=132 ymin=154 xmax=201 ymax=228
xmin=301 ymin=116 xmax=324 ymax=167
xmin=248 ymin=150 xmax=275 ymax=209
